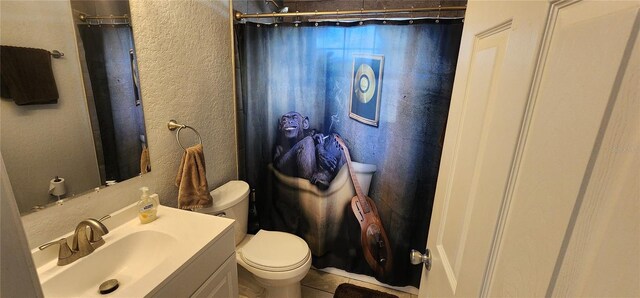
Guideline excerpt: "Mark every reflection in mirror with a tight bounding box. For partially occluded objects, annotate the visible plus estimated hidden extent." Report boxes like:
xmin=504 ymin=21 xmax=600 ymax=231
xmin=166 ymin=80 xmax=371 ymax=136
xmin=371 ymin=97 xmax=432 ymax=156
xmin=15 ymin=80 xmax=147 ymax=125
xmin=0 ymin=0 xmax=149 ymax=214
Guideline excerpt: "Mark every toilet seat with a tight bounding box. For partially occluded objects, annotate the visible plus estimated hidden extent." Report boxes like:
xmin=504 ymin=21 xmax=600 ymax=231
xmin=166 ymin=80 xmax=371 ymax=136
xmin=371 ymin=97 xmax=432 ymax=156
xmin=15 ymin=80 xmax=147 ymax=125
xmin=239 ymin=230 xmax=310 ymax=272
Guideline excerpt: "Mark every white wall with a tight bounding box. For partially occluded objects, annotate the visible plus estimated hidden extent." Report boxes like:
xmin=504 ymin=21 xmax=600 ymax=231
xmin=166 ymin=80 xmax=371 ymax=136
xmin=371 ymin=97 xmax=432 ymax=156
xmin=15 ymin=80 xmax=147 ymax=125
xmin=0 ymin=0 xmax=101 ymax=213
xmin=233 ymin=0 xmax=277 ymax=22
xmin=1 ymin=154 xmax=43 ymax=297
xmin=21 ymin=0 xmax=238 ymax=249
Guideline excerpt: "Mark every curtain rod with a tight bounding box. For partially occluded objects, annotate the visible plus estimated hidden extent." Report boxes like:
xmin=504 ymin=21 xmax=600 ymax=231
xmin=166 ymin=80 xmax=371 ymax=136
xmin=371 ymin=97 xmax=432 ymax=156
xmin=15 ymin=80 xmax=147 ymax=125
xmin=234 ymin=6 xmax=466 ymax=21
xmin=79 ymin=13 xmax=130 ymax=22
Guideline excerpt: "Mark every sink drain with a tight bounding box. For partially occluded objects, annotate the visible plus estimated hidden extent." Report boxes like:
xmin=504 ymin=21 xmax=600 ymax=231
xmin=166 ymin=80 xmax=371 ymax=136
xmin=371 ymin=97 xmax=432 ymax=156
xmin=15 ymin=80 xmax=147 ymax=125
xmin=99 ymin=279 xmax=119 ymax=295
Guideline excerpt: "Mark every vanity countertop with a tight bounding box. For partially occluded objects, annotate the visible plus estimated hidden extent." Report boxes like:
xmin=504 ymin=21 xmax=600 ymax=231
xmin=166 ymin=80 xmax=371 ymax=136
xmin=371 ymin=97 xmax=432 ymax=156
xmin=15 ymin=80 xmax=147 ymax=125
xmin=33 ymin=204 xmax=234 ymax=297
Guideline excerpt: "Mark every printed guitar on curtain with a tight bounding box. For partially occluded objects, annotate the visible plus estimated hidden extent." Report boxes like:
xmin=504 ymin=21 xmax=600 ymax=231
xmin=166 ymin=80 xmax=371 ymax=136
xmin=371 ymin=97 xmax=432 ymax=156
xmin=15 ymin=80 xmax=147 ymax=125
xmin=236 ymin=19 xmax=463 ymax=287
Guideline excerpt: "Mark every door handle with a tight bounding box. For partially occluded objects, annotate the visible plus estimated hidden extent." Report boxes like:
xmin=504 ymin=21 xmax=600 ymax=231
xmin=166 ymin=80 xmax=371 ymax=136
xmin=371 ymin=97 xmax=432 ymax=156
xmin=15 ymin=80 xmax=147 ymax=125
xmin=410 ymin=249 xmax=432 ymax=271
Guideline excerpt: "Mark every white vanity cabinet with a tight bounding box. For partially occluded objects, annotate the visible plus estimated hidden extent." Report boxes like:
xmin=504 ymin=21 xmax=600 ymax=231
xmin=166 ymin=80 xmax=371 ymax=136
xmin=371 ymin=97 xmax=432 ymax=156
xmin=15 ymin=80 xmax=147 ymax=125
xmin=192 ymin=254 xmax=238 ymax=298
xmin=148 ymin=229 xmax=238 ymax=298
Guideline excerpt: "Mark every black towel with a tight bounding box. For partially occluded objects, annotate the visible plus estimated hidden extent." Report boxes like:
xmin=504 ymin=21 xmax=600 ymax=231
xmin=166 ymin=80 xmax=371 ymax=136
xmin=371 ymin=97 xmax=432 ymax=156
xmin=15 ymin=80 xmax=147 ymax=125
xmin=0 ymin=45 xmax=59 ymax=105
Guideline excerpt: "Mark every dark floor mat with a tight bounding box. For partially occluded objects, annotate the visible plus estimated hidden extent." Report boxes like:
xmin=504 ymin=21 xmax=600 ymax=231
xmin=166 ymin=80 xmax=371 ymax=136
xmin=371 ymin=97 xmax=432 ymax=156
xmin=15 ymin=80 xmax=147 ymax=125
xmin=333 ymin=283 xmax=399 ymax=298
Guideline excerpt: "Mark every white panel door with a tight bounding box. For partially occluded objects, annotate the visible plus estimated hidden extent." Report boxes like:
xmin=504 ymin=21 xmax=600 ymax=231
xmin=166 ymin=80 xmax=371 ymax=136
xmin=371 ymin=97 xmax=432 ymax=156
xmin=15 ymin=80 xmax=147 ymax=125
xmin=419 ymin=0 xmax=640 ymax=297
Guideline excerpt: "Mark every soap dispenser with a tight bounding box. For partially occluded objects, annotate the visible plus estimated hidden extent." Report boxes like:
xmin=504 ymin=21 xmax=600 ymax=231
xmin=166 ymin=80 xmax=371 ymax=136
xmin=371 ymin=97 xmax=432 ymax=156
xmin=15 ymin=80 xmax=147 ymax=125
xmin=137 ymin=187 xmax=158 ymax=224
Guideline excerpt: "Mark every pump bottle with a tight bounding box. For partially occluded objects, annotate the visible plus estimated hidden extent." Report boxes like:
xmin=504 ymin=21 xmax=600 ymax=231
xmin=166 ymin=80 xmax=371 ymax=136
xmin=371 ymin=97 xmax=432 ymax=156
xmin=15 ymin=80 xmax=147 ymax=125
xmin=138 ymin=187 xmax=158 ymax=224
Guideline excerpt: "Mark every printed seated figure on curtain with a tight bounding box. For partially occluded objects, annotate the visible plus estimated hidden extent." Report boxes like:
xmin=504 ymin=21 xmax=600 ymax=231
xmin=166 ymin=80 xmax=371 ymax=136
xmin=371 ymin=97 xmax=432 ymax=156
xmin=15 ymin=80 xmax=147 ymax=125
xmin=273 ymin=111 xmax=344 ymax=190
xmin=272 ymin=111 xmax=393 ymax=279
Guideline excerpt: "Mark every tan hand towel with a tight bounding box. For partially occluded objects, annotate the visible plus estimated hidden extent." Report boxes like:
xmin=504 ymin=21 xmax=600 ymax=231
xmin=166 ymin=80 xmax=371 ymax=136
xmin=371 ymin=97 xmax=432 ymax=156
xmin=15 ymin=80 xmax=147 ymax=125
xmin=175 ymin=144 xmax=213 ymax=210
xmin=140 ymin=144 xmax=151 ymax=174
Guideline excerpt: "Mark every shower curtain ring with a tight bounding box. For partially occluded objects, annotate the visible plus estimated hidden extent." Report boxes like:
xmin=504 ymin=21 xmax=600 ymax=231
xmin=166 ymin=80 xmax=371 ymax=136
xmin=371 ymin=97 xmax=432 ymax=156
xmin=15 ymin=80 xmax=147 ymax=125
xmin=383 ymin=7 xmax=387 ymax=24
xmin=336 ymin=9 xmax=340 ymax=25
xmin=409 ymin=6 xmax=414 ymax=24
xmin=436 ymin=4 xmax=441 ymax=23
xmin=314 ymin=10 xmax=318 ymax=26
xmin=359 ymin=8 xmax=364 ymax=25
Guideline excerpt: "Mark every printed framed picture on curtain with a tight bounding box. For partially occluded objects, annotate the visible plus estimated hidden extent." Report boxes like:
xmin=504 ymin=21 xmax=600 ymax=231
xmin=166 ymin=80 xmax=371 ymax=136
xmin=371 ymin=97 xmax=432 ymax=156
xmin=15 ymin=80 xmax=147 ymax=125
xmin=349 ymin=54 xmax=384 ymax=127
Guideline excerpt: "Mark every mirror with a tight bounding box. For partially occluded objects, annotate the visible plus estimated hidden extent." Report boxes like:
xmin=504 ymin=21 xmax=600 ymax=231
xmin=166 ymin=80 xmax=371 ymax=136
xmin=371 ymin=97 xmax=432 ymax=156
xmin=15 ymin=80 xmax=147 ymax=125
xmin=0 ymin=0 xmax=149 ymax=214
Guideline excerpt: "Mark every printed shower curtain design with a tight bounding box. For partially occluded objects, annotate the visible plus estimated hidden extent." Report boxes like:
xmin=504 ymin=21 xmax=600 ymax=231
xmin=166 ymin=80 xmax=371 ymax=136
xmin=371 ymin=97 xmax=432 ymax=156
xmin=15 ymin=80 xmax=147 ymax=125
xmin=237 ymin=20 xmax=463 ymax=287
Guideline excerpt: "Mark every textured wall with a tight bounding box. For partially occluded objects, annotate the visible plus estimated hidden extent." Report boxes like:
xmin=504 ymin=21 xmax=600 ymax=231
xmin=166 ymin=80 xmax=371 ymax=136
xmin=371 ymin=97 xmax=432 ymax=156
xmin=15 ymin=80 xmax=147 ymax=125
xmin=128 ymin=0 xmax=237 ymax=206
xmin=21 ymin=0 xmax=238 ymax=249
xmin=0 ymin=0 xmax=101 ymax=213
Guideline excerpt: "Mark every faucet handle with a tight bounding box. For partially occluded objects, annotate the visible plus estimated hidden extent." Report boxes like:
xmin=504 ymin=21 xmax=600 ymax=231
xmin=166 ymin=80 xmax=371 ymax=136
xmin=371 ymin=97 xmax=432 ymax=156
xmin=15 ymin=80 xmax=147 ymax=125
xmin=39 ymin=238 xmax=70 ymax=252
xmin=39 ymin=238 xmax=74 ymax=266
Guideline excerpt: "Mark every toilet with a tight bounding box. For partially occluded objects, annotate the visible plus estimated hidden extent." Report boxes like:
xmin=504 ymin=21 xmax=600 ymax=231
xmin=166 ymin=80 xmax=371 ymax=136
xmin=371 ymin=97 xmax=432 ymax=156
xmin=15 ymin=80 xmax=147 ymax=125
xmin=196 ymin=180 xmax=311 ymax=298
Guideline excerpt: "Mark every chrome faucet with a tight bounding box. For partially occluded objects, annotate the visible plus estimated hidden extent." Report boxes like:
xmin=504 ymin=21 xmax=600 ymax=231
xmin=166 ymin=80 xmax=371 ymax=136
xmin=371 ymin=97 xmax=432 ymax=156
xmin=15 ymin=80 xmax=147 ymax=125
xmin=39 ymin=218 xmax=109 ymax=266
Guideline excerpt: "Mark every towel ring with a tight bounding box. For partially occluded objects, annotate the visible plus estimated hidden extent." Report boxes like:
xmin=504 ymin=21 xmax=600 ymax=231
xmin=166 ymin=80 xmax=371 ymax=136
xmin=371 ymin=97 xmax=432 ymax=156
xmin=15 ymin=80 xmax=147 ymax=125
xmin=168 ymin=120 xmax=202 ymax=151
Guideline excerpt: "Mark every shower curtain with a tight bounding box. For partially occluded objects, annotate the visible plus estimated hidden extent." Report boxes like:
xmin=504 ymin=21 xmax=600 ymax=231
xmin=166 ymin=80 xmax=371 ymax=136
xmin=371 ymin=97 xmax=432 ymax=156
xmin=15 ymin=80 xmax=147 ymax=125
xmin=237 ymin=19 xmax=463 ymax=287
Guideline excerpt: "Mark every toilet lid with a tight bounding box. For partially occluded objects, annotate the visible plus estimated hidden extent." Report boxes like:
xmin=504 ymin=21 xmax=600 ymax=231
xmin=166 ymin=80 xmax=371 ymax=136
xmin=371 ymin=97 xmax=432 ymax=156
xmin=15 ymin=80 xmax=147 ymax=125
xmin=240 ymin=230 xmax=310 ymax=272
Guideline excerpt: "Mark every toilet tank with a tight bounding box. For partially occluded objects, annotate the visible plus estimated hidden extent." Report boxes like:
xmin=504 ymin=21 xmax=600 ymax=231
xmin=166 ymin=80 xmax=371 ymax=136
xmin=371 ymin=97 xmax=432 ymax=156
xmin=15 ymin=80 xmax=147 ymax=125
xmin=197 ymin=180 xmax=250 ymax=245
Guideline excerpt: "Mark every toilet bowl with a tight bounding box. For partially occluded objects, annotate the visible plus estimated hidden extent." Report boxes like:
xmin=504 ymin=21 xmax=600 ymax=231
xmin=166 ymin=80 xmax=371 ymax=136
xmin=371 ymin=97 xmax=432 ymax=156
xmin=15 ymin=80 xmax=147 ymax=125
xmin=196 ymin=181 xmax=311 ymax=298
xmin=269 ymin=161 xmax=377 ymax=256
xmin=236 ymin=231 xmax=311 ymax=298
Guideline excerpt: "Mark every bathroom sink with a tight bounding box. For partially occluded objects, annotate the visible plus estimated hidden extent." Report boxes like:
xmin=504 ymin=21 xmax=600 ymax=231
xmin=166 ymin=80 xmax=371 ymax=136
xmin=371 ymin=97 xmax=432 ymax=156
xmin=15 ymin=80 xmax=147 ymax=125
xmin=39 ymin=230 xmax=177 ymax=297
xmin=33 ymin=204 xmax=234 ymax=297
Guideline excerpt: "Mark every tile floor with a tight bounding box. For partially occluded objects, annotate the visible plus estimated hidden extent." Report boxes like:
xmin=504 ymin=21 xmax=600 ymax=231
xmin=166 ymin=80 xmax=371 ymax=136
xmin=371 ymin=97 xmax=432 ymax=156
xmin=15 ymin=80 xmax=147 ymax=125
xmin=300 ymin=268 xmax=416 ymax=298
xmin=238 ymin=266 xmax=416 ymax=298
